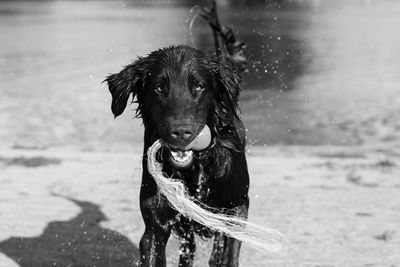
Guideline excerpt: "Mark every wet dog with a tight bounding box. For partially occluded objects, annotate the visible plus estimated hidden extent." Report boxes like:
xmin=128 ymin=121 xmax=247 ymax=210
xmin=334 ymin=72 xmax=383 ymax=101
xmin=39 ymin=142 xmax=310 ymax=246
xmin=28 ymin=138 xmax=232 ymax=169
xmin=105 ymin=45 xmax=250 ymax=267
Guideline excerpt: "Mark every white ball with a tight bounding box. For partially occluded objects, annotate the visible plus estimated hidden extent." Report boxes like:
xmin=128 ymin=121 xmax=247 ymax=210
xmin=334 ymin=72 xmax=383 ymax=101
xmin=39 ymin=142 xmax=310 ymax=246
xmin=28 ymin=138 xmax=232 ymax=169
xmin=185 ymin=125 xmax=212 ymax=151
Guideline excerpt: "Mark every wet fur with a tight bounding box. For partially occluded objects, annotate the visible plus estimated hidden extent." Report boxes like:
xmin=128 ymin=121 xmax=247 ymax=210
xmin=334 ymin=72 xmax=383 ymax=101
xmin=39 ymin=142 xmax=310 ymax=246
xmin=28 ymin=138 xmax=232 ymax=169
xmin=105 ymin=45 xmax=250 ymax=267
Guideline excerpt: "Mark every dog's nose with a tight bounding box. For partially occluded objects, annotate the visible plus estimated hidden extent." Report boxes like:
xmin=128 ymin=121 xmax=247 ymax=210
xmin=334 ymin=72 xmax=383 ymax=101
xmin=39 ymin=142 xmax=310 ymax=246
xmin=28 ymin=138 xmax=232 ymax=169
xmin=170 ymin=126 xmax=193 ymax=142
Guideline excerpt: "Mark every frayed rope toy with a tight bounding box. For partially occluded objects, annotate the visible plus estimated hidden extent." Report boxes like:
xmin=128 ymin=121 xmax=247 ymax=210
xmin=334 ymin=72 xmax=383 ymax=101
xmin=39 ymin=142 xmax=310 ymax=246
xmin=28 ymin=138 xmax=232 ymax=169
xmin=146 ymin=127 xmax=285 ymax=253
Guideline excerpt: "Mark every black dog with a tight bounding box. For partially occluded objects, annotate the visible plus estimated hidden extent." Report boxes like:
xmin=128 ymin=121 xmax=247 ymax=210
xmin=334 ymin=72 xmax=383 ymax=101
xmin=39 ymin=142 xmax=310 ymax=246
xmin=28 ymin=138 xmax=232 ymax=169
xmin=106 ymin=45 xmax=250 ymax=267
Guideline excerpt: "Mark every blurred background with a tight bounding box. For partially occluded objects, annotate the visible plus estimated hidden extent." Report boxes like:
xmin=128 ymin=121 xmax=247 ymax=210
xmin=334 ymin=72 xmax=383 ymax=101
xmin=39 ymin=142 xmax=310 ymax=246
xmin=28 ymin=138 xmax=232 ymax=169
xmin=1 ymin=0 xmax=399 ymax=151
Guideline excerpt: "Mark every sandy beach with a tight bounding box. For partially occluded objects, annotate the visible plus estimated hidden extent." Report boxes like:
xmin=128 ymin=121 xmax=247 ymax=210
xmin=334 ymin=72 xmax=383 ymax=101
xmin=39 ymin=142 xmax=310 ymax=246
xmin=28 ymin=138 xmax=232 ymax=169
xmin=0 ymin=144 xmax=399 ymax=266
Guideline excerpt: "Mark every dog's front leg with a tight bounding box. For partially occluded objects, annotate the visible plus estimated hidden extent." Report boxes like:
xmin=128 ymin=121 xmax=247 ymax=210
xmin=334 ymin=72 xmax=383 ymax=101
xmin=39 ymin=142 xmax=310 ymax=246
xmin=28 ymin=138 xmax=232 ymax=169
xmin=208 ymin=204 xmax=248 ymax=267
xmin=209 ymin=233 xmax=242 ymax=267
xmin=139 ymin=193 xmax=176 ymax=267
xmin=139 ymin=226 xmax=170 ymax=267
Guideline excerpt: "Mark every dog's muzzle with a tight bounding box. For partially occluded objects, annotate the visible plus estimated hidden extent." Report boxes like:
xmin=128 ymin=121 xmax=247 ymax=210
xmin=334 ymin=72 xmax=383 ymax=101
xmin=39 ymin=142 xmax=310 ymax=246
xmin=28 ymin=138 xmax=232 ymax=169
xmin=168 ymin=125 xmax=212 ymax=168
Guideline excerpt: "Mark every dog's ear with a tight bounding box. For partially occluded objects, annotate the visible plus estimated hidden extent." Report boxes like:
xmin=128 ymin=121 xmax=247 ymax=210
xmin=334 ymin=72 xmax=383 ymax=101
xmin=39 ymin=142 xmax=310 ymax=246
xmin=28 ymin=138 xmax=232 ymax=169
xmin=104 ymin=57 xmax=148 ymax=118
xmin=211 ymin=60 xmax=241 ymax=119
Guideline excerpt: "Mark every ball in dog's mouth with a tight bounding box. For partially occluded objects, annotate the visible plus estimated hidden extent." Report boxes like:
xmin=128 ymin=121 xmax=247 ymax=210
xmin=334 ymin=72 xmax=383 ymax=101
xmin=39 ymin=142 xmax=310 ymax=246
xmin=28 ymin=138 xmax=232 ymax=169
xmin=168 ymin=125 xmax=211 ymax=168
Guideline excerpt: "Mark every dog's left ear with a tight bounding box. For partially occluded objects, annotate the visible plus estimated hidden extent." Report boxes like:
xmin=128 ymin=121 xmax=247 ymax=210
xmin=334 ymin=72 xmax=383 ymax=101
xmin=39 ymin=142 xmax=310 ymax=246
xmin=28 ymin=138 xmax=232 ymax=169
xmin=211 ymin=60 xmax=241 ymax=118
xmin=104 ymin=57 xmax=148 ymax=118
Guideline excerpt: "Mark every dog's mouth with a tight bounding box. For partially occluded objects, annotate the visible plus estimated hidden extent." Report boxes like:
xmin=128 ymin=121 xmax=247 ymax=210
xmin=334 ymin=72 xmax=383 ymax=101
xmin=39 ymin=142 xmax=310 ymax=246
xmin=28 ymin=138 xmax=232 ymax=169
xmin=166 ymin=125 xmax=212 ymax=168
xmin=169 ymin=149 xmax=194 ymax=168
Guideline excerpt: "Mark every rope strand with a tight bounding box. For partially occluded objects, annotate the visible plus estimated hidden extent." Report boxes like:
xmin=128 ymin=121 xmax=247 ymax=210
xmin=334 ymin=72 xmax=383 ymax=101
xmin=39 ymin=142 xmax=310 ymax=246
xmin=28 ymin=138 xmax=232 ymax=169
xmin=147 ymin=139 xmax=285 ymax=253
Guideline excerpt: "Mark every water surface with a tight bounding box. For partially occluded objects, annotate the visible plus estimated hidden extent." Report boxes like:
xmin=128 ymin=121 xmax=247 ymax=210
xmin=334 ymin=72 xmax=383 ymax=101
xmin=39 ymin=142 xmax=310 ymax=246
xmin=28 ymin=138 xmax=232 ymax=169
xmin=0 ymin=0 xmax=399 ymax=150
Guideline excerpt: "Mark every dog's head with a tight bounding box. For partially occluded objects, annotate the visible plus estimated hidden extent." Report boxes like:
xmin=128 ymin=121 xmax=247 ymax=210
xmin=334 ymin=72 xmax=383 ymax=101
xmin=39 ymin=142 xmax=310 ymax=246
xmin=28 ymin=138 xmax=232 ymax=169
xmin=105 ymin=45 xmax=241 ymax=150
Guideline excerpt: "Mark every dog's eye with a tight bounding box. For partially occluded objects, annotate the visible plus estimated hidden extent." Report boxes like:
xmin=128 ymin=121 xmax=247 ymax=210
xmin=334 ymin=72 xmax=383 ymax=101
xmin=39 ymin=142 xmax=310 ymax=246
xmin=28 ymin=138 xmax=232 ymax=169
xmin=194 ymin=85 xmax=204 ymax=94
xmin=155 ymin=86 xmax=165 ymax=94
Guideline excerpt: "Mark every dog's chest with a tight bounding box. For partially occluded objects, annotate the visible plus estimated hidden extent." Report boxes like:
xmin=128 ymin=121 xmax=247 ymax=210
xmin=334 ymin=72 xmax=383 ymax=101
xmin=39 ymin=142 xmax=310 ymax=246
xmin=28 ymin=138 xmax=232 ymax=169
xmin=169 ymin=162 xmax=213 ymax=203
xmin=161 ymin=147 xmax=227 ymax=204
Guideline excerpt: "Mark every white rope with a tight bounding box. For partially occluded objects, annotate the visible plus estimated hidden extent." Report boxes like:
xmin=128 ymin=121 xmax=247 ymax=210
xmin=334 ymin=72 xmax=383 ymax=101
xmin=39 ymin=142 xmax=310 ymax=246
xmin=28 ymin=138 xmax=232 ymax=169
xmin=147 ymin=139 xmax=285 ymax=253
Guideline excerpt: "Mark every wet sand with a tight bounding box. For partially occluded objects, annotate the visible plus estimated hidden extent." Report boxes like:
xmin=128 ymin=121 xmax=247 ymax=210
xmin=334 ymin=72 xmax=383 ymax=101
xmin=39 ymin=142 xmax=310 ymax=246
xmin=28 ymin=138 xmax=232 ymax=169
xmin=0 ymin=144 xmax=399 ymax=266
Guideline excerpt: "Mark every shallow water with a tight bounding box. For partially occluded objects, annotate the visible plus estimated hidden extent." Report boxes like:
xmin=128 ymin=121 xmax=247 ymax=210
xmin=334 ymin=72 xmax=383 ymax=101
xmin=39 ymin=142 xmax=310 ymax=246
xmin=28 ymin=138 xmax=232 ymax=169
xmin=0 ymin=0 xmax=399 ymax=150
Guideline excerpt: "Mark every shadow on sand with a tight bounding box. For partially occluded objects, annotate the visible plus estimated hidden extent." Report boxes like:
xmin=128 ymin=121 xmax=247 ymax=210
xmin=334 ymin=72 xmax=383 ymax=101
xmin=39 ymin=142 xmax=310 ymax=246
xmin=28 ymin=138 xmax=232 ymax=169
xmin=0 ymin=196 xmax=140 ymax=267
